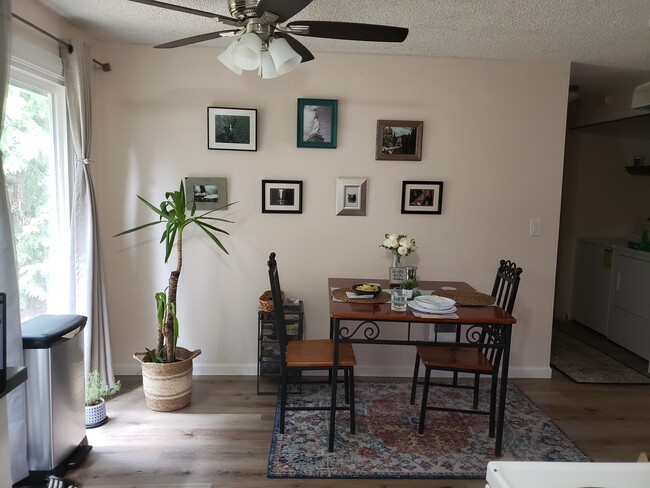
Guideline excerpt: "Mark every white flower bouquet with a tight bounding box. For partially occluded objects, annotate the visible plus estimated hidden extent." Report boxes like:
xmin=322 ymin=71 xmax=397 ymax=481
xmin=381 ymin=234 xmax=416 ymax=257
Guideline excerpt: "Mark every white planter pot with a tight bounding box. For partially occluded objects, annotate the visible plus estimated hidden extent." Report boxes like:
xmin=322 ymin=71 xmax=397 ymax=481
xmin=85 ymin=398 xmax=107 ymax=428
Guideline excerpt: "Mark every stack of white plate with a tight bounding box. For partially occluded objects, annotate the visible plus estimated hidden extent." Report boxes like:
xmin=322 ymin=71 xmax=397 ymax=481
xmin=408 ymin=295 xmax=457 ymax=314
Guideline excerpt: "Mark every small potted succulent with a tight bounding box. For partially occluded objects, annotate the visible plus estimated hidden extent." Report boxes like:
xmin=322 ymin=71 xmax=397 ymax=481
xmin=400 ymin=278 xmax=419 ymax=299
xmin=85 ymin=370 xmax=121 ymax=428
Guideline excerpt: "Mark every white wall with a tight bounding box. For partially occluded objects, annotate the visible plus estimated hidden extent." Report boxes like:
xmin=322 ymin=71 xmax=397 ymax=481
xmin=91 ymin=44 xmax=569 ymax=378
xmin=11 ymin=1 xmax=571 ymax=379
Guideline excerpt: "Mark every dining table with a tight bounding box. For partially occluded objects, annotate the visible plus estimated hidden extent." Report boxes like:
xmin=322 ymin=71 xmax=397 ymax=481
xmin=327 ymin=277 xmax=517 ymax=455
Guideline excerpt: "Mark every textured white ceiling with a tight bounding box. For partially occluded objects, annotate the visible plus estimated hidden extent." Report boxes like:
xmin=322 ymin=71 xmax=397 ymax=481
xmin=32 ymin=0 xmax=650 ymax=88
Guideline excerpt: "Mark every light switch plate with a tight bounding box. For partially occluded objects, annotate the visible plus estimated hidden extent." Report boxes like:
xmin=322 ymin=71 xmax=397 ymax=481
xmin=530 ymin=218 xmax=542 ymax=236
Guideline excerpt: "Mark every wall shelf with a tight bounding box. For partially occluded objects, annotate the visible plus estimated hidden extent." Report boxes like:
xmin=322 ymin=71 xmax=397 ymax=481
xmin=625 ymin=166 xmax=650 ymax=175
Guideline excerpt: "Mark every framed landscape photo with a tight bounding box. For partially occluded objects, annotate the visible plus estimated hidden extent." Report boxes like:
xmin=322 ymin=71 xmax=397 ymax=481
xmin=336 ymin=177 xmax=367 ymax=216
xmin=185 ymin=177 xmax=228 ymax=211
xmin=376 ymin=120 xmax=423 ymax=161
xmin=207 ymin=107 xmax=257 ymax=151
xmin=262 ymin=180 xmax=303 ymax=214
xmin=401 ymin=180 xmax=443 ymax=214
xmin=297 ymin=98 xmax=338 ymax=149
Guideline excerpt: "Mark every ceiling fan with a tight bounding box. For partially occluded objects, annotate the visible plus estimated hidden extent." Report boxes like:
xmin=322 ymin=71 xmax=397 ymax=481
xmin=129 ymin=0 xmax=409 ymax=78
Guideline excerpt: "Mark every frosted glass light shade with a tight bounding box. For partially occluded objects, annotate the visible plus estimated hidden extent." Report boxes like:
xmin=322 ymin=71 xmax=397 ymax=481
xmin=232 ymin=32 xmax=262 ymax=70
xmin=217 ymin=39 xmax=243 ymax=75
xmin=260 ymin=51 xmax=279 ymax=79
xmin=269 ymin=37 xmax=301 ymax=75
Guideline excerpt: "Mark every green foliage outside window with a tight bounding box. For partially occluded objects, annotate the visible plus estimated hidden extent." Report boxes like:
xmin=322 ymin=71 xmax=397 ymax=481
xmin=0 ymin=84 xmax=53 ymax=319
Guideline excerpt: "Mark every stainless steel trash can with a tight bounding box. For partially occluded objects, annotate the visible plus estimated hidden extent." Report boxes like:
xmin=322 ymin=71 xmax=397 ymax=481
xmin=22 ymin=314 xmax=88 ymax=476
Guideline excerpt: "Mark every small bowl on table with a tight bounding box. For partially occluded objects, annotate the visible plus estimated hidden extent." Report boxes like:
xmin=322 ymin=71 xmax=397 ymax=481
xmin=351 ymin=283 xmax=382 ymax=298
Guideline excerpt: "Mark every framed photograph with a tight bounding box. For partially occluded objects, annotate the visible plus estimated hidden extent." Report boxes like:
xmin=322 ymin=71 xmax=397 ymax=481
xmin=297 ymin=98 xmax=338 ymax=149
xmin=376 ymin=120 xmax=423 ymax=161
xmin=389 ymin=267 xmax=408 ymax=286
xmin=401 ymin=181 xmax=443 ymax=214
xmin=185 ymin=177 xmax=228 ymax=211
xmin=262 ymin=180 xmax=303 ymax=214
xmin=336 ymin=177 xmax=367 ymax=216
xmin=207 ymin=107 xmax=257 ymax=151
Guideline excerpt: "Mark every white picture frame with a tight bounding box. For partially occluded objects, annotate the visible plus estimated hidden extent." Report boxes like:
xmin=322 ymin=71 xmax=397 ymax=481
xmin=336 ymin=177 xmax=368 ymax=216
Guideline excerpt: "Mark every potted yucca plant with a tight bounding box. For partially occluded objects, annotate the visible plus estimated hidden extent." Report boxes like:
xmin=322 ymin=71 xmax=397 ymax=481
xmin=115 ymin=180 xmax=232 ymax=411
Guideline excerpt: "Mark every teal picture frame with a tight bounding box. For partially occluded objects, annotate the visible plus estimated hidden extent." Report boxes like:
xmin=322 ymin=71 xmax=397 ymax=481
xmin=297 ymin=98 xmax=338 ymax=149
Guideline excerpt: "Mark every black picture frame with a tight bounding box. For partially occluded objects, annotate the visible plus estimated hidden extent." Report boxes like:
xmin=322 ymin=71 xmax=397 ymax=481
xmin=262 ymin=180 xmax=303 ymax=214
xmin=401 ymin=181 xmax=443 ymax=214
xmin=297 ymin=98 xmax=338 ymax=149
xmin=376 ymin=120 xmax=423 ymax=161
xmin=207 ymin=107 xmax=257 ymax=151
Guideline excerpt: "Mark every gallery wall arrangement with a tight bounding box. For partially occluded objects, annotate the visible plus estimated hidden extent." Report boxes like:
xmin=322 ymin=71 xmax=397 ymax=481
xmin=202 ymin=102 xmax=443 ymax=218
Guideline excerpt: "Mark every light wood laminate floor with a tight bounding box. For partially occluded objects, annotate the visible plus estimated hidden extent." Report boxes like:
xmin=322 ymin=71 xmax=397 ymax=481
xmin=67 ymin=373 xmax=650 ymax=488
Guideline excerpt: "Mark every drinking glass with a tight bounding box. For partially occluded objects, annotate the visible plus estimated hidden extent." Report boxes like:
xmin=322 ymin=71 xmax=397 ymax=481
xmin=391 ymin=288 xmax=408 ymax=312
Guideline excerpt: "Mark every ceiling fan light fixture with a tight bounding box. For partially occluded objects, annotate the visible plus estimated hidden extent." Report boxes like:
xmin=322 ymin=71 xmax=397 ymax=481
xmin=217 ymin=39 xmax=243 ymax=75
xmin=260 ymin=50 xmax=279 ymax=79
xmin=268 ymin=37 xmax=301 ymax=75
xmin=231 ymin=32 xmax=262 ymax=70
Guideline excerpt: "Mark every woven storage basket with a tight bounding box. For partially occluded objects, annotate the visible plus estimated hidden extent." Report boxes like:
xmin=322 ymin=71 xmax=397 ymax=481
xmin=259 ymin=290 xmax=284 ymax=312
xmin=133 ymin=347 xmax=201 ymax=412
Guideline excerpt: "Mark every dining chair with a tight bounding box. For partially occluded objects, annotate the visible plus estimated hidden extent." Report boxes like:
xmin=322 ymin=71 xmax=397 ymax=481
xmin=267 ymin=252 xmax=356 ymax=446
xmin=409 ymin=259 xmax=523 ymax=439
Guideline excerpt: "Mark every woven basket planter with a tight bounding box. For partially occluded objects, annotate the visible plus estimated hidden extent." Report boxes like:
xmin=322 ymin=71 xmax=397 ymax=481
xmin=133 ymin=347 xmax=201 ymax=412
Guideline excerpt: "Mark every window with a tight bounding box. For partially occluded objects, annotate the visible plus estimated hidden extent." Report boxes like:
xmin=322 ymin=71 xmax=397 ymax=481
xmin=1 ymin=49 xmax=71 ymax=320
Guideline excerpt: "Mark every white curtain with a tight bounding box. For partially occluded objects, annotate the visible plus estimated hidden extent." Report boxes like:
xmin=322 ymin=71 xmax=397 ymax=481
xmin=60 ymin=41 xmax=115 ymax=385
xmin=1 ymin=0 xmax=29 ymax=483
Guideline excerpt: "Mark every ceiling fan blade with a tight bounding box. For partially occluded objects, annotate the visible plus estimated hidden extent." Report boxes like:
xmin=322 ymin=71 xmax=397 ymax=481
xmin=128 ymin=0 xmax=240 ymax=27
xmin=276 ymin=32 xmax=314 ymax=62
xmin=155 ymin=30 xmax=241 ymax=49
xmin=256 ymin=0 xmax=313 ymax=23
xmin=287 ymin=21 xmax=408 ymax=42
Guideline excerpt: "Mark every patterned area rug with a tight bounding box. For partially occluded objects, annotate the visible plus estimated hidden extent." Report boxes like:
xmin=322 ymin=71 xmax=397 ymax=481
xmin=551 ymin=330 xmax=650 ymax=384
xmin=267 ymin=381 xmax=588 ymax=479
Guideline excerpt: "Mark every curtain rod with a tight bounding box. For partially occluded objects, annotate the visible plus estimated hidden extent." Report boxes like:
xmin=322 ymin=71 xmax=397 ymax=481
xmin=11 ymin=13 xmax=112 ymax=72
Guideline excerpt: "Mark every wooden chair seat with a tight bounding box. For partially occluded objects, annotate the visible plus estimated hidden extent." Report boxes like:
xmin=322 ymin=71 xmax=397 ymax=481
xmin=416 ymin=344 xmax=493 ymax=373
xmin=287 ymin=339 xmax=356 ymax=368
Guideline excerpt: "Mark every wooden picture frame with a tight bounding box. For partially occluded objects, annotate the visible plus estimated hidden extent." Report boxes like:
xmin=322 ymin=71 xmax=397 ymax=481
xmin=262 ymin=180 xmax=303 ymax=214
xmin=207 ymin=107 xmax=257 ymax=151
xmin=297 ymin=98 xmax=338 ymax=149
xmin=376 ymin=120 xmax=423 ymax=161
xmin=401 ymin=180 xmax=443 ymax=214
xmin=185 ymin=177 xmax=228 ymax=211
xmin=336 ymin=177 xmax=367 ymax=216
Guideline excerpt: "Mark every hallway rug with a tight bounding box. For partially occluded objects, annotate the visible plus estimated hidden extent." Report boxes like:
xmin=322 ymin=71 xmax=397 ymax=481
xmin=551 ymin=329 xmax=650 ymax=384
xmin=267 ymin=381 xmax=589 ymax=479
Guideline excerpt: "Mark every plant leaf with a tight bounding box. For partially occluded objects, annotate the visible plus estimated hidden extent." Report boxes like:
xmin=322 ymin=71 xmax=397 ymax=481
xmin=195 ymin=221 xmax=230 ymax=254
xmin=113 ymin=220 xmax=162 ymax=237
